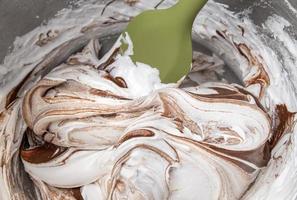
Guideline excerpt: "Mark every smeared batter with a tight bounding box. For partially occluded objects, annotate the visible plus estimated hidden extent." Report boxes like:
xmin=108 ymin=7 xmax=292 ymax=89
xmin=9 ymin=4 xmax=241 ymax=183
xmin=0 ymin=0 xmax=297 ymax=200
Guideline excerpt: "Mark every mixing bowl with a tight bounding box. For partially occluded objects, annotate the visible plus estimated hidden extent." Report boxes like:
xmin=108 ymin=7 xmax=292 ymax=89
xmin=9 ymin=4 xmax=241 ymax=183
xmin=1 ymin=0 xmax=297 ymax=199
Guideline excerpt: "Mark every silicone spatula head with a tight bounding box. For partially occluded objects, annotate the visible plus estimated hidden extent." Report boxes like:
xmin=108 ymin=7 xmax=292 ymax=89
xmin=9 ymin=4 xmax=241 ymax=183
xmin=121 ymin=0 xmax=208 ymax=83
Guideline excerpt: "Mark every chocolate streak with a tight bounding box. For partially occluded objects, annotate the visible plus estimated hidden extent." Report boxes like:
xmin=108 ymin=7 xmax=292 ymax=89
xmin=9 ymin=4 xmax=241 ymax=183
xmin=235 ymin=43 xmax=270 ymax=98
xmin=269 ymin=104 xmax=296 ymax=149
xmin=21 ymin=142 xmax=67 ymax=164
xmin=104 ymin=74 xmax=128 ymax=88
xmin=70 ymin=188 xmax=84 ymax=200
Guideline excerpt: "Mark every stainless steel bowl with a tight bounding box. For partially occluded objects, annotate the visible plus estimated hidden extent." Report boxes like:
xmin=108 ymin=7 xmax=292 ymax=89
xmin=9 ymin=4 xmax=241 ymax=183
xmin=1 ymin=0 xmax=297 ymax=199
xmin=2 ymin=0 xmax=297 ymax=61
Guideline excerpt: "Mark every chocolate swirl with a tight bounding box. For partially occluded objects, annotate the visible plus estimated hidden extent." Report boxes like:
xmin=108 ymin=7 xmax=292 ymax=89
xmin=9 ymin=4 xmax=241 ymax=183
xmin=18 ymin=34 xmax=271 ymax=199
xmin=1 ymin=0 xmax=296 ymax=200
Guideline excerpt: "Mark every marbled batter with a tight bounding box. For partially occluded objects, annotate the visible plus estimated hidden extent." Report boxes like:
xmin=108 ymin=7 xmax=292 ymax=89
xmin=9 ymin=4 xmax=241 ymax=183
xmin=0 ymin=0 xmax=296 ymax=200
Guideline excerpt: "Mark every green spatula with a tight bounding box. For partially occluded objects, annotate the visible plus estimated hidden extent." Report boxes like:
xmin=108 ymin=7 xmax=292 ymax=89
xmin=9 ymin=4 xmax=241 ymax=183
xmin=121 ymin=0 xmax=208 ymax=83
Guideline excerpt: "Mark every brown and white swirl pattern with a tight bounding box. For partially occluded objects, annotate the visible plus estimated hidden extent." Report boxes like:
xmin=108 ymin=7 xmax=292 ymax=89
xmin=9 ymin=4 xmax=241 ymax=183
xmin=17 ymin=34 xmax=271 ymax=199
xmin=1 ymin=0 xmax=297 ymax=200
